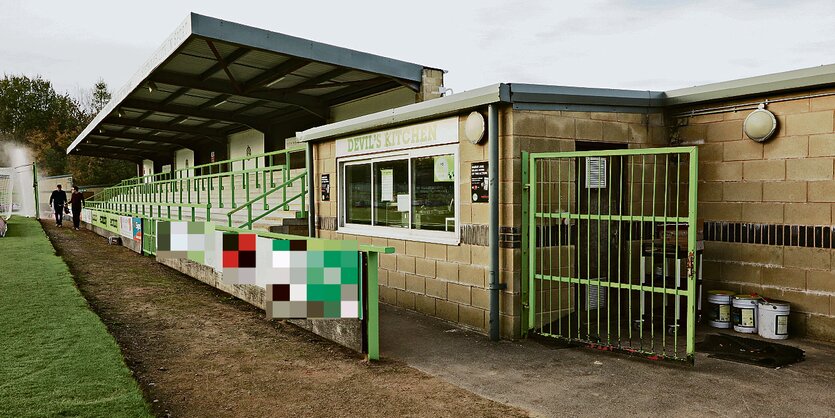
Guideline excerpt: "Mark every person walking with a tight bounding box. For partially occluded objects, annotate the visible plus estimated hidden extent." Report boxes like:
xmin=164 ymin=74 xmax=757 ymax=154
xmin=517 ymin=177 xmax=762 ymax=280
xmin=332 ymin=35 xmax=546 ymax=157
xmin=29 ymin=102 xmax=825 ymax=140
xmin=49 ymin=184 xmax=67 ymax=227
xmin=69 ymin=185 xmax=84 ymax=230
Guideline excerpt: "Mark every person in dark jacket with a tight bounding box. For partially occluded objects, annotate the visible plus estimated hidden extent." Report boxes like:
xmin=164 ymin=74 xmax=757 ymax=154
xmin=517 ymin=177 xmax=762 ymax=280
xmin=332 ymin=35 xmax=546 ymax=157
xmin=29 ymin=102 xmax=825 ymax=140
xmin=49 ymin=184 xmax=67 ymax=227
xmin=69 ymin=185 xmax=84 ymax=230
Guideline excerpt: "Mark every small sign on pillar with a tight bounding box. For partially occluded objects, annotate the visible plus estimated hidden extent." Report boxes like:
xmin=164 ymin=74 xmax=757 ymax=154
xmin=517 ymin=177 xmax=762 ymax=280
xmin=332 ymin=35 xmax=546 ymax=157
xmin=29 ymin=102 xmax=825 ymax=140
xmin=471 ymin=161 xmax=489 ymax=203
xmin=321 ymin=174 xmax=330 ymax=201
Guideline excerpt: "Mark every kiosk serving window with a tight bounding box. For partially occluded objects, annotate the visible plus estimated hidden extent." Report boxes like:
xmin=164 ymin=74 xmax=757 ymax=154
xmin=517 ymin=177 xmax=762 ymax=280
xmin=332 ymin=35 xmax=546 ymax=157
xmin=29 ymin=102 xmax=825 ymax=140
xmin=335 ymin=118 xmax=460 ymax=244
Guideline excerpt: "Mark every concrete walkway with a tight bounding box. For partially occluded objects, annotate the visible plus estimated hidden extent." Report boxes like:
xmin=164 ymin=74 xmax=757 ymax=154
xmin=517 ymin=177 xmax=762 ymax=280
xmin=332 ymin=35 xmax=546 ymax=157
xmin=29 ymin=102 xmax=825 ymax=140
xmin=380 ymin=304 xmax=835 ymax=417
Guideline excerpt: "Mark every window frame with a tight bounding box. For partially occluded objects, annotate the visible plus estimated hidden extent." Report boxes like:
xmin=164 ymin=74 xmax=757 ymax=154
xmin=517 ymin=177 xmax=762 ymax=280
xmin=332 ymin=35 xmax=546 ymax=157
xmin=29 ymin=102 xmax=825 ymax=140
xmin=338 ymin=144 xmax=460 ymax=245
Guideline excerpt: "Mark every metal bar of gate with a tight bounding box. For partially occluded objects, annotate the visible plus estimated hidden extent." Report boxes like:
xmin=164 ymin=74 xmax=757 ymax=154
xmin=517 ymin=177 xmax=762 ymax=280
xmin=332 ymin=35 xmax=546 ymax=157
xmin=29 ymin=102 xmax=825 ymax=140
xmin=523 ymin=146 xmax=698 ymax=364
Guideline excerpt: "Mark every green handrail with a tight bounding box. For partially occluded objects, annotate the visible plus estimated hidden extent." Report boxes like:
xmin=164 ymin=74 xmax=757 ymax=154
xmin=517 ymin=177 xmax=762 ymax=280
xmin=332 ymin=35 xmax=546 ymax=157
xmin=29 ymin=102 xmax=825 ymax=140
xmin=226 ymin=171 xmax=307 ymax=229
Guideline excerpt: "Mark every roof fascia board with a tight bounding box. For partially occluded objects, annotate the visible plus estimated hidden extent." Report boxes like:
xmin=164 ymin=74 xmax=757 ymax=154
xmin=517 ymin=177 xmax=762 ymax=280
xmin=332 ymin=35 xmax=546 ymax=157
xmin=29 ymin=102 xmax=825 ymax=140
xmin=298 ymin=84 xmax=507 ymax=143
xmin=664 ymin=63 xmax=835 ymax=106
xmin=510 ymin=83 xmax=665 ymax=108
xmin=512 ymin=103 xmax=655 ymax=114
xmin=189 ymin=13 xmax=427 ymax=83
xmin=67 ymin=15 xmax=193 ymax=154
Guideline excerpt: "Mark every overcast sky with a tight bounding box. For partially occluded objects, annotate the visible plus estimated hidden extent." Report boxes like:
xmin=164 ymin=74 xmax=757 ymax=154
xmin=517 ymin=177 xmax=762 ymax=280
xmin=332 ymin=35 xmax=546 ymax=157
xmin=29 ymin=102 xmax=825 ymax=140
xmin=4 ymin=0 xmax=835 ymax=99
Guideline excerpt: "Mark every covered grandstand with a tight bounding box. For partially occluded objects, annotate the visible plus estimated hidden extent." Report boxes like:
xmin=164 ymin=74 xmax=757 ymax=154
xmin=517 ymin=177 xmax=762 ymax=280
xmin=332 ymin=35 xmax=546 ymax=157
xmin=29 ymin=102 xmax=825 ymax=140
xmin=68 ymin=13 xmax=444 ymax=235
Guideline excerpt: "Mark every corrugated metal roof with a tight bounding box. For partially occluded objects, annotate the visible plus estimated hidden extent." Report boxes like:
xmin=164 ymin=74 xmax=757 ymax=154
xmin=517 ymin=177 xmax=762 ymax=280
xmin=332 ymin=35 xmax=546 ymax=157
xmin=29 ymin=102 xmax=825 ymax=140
xmin=68 ymin=13 xmax=436 ymax=160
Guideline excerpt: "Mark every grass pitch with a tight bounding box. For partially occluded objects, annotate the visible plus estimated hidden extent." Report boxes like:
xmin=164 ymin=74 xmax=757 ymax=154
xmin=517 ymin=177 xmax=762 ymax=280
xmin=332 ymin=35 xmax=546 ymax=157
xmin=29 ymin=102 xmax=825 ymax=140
xmin=0 ymin=216 xmax=151 ymax=417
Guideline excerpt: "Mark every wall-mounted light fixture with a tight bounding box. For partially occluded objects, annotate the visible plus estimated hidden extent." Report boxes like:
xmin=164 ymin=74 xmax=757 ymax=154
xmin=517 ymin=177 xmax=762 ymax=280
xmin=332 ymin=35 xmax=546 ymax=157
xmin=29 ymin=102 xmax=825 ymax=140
xmin=743 ymin=103 xmax=777 ymax=143
xmin=464 ymin=111 xmax=486 ymax=145
xmin=147 ymin=81 xmax=157 ymax=93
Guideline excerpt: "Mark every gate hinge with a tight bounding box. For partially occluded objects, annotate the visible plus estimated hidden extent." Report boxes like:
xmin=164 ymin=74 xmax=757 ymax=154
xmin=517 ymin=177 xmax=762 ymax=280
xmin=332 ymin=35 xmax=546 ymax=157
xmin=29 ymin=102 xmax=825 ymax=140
xmin=523 ymin=184 xmax=530 ymax=190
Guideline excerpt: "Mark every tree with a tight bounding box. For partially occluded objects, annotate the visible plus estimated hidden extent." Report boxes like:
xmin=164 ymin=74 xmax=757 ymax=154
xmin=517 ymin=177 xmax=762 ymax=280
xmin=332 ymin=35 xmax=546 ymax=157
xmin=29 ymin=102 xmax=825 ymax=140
xmin=0 ymin=74 xmax=135 ymax=185
xmin=0 ymin=75 xmax=81 ymax=142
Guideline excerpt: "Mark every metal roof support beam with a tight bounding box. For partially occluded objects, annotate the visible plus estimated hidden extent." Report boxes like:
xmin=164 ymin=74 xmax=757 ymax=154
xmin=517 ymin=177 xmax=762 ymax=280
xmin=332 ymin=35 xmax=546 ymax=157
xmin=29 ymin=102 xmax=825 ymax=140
xmin=81 ymin=142 xmax=166 ymax=153
xmin=90 ymin=132 xmax=204 ymax=148
xmin=320 ymin=78 xmax=399 ymax=104
xmin=285 ymin=68 xmax=351 ymax=93
xmin=243 ymin=58 xmax=310 ymax=92
xmin=198 ymin=94 xmax=232 ymax=109
xmin=91 ymin=140 xmax=175 ymax=153
xmin=160 ymin=87 xmax=192 ymax=106
xmin=71 ymin=148 xmax=157 ymax=163
xmin=232 ymin=99 xmax=269 ymax=115
xmin=386 ymin=76 xmax=421 ymax=92
xmin=121 ymin=99 xmax=264 ymax=129
xmin=206 ymin=39 xmax=243 ymax=93
xmin=149 ymin=71 xmax=328 ymax=120
xmin=101 ymin=117 xmax=227 ymax=142
xmin=199 ymin=45 xmax=250 ymax=81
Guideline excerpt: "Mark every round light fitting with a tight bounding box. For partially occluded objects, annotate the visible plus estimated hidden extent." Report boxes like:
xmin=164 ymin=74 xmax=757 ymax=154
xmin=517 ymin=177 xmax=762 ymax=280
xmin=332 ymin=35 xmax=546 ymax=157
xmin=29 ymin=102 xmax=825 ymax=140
xmin=743 ymin=105 xmax=777 ymax=143
xmin=464 ymin=111 xmax=486 ymax=144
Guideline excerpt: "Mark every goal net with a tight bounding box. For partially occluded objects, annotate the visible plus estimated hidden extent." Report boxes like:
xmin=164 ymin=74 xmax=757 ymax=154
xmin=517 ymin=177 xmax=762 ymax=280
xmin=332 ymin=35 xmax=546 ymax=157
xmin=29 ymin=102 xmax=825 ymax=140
xmin=0 ymin=167 xmax=14 ymax=221
xmin=0 ymin=165 xmax=37 ymax=236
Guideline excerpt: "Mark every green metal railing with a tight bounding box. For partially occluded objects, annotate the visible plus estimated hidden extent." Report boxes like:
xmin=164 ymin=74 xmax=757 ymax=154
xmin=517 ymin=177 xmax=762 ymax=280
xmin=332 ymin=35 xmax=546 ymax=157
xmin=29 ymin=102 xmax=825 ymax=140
xmin=227 ymin=170 xmax=307 ymax=229
xmin=522 ymin=146 xmax=699 ymax=364
xmin=87 ymin=147 xmax=307 ymax=229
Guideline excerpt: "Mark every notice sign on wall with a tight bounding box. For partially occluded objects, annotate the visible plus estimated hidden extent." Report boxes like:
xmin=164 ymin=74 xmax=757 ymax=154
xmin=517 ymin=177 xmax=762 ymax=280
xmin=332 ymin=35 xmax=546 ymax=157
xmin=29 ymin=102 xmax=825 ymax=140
xmin=380 ymin=169 xmax=394 ymax=201
xmin=471 ymin=162 xmax=489 ymax=203
xmin=321 ymin=174 xmax=330 ymax=201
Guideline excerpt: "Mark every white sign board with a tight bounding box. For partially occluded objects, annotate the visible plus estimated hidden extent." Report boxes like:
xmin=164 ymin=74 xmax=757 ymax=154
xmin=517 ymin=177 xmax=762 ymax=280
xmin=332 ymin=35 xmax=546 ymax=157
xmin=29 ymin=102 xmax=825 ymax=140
xmin=119 ymin=216 xmax=133 ymax=238
xmin=336 ymin=117 xmax=459 ymax=158
xmin=380 ymin=169 xmax=394 ymax=202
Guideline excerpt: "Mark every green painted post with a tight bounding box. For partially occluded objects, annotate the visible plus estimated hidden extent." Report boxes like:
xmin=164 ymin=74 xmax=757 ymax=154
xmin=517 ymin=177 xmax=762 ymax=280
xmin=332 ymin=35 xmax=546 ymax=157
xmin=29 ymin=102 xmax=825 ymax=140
xmin=527 ymin=155 xmax=537 ymax=330
xmin=367 ymin=251 xmax=380 ymax=361
xmin=520 ymin=151 xmax=530 ymax=334
xmin=686 ymin=147 xmax=699 ymax=362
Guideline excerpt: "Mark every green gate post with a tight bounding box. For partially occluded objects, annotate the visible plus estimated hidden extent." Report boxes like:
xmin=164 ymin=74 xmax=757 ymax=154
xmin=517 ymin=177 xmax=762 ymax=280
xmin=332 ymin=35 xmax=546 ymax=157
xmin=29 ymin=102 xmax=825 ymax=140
xmin=686 ymin=147 xmax=699 ymax=361
xmin=527 ymin=154 xmax=537 ymax=331
xmin=520 ymin=151 xmax=530 ymax=334
xmin=367 ymin=251 xmax=380 ymax=361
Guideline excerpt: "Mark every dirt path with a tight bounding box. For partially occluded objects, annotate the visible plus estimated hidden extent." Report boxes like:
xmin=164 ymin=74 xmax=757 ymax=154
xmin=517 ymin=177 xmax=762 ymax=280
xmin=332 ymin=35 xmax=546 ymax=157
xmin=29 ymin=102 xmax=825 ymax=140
xmin=43 ymin=221 xmax=526 ymax=418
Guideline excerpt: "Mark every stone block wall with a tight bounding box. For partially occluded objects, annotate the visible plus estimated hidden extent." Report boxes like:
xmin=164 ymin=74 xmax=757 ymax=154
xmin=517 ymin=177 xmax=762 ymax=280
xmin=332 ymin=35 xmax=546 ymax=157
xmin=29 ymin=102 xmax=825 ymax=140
xmin=674 ymin=88 xmax=835 ymax=340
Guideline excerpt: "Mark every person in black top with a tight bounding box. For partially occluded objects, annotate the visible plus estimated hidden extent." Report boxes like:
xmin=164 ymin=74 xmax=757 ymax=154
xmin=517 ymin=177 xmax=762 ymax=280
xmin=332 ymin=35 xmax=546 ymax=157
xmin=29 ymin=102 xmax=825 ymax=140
xmin=69 ymin=185 xmax=85 ymax=230
xmin=49 ymin=184 xmax=67 ymax=227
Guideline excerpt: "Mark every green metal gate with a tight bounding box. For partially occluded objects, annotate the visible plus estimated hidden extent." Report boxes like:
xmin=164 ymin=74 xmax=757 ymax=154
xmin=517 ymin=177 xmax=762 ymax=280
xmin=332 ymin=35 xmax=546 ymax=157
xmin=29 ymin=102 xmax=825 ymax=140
xmin=522 ymin=146 xmax=698 ymax=364
xmin=142 ymin=218 xmax=156 ymax=256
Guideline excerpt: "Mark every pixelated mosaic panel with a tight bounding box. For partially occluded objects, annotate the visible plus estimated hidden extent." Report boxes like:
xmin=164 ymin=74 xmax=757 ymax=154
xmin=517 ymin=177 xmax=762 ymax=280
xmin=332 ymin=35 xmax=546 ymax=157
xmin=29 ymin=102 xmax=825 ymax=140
xmin=221 ymin=233 xmax=361 ymax=319
xmin=155 ymin=221 xmax=215 ymax=264
xmin=221 ymin=233 xmax=258 ymax=285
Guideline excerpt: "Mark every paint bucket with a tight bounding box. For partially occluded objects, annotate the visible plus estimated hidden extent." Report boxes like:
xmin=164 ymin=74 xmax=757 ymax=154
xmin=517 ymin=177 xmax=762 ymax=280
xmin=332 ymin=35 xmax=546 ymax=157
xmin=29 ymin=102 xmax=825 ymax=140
xmin=707 ymin=290 xmax=735 ymax=329
xmin=758 ymin=299 xmax=790 ymax=340
xmin=732 ymin=294 xmax=760 ymax=333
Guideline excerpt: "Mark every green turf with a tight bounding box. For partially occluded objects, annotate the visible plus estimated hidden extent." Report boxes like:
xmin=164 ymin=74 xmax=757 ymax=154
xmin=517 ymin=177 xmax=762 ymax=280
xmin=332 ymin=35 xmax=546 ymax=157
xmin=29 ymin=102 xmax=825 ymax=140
xmin=0 ymin=217 xmax=151 ymax=418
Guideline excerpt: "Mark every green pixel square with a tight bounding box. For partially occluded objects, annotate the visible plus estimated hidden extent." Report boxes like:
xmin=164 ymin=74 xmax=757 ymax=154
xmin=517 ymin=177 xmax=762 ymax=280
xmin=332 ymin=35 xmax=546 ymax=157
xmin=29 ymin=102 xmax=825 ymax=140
xmin=340 ymin=251 xmax=358 ymax=266
xmin=322 ymin=301 xmax=341 ymax=318
xmin=306 ymin=267 xmax=324 ymax=284
xmin=187 ymin=251 xmax=205 ymax=264
xmin=272 ymin=239 xmax=290 ymax=251
xmin=307 ymin=251 xmax=325 ymax=268
xmin=341 ymin=267 xmax=358 ymax=284
xmin=307 ymin=284 xmax=341 ymax=301
xmin=187 ymin=222 xmax=204 ymax=234
xmin=324 ymin=250 xmax=347 ymax=267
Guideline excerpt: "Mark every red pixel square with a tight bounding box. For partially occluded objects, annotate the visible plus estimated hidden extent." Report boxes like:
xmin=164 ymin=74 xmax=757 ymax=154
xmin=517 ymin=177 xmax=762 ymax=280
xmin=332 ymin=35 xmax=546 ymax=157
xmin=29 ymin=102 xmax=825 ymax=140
xmin=223 ymin=250 xmax=239 ymax=268
xmin=239 ymin=234 xmax=257 ymax=251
